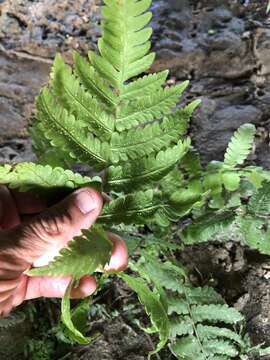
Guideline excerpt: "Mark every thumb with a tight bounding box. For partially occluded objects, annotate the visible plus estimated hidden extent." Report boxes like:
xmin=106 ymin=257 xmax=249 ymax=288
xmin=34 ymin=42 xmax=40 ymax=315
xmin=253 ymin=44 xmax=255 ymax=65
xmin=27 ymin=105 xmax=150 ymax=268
xmin=11 ymin=188 xmax=103 ymax=267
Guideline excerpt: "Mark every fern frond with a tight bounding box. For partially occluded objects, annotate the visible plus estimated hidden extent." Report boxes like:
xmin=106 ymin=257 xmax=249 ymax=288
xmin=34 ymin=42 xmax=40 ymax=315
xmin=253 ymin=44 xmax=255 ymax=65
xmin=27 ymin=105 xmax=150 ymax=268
xmin=0 ymin=162 xmax=101 ymax=195
xmin=238 ymin=216 xmax=270 ymax=255
xmin=73 ymin=52 xmax=117 ymax=107
xmin=181 ymin=213 xmax=235 ymax=245
xmin=107 ymin=139 xmax=190 ymax=191
xmin=248 ymin=181 xmax=270 ymax=216
xmin=29 ymin=226 xmax=112 ymax=277
xmin=110 ymin=102 xmax=198 ymax=163
xmin=138 ymin=258 xmax=250 ymax=360
xmin=224 ymin=123 xmax=256 ymax=168
xmin=98 ymin=190 xmax=159 ymax=225
xmin=119 ymin=71 xmax=169 ymax=100
xmin=96 ymin=0 xmax=154 ymax=88
xmin=116 ymin=82 xmax=189 ymax=131
xmin=51 ymin=54 xmax=114 ymax=139
xmin=36 ymin=89 xmax=110 ymax=170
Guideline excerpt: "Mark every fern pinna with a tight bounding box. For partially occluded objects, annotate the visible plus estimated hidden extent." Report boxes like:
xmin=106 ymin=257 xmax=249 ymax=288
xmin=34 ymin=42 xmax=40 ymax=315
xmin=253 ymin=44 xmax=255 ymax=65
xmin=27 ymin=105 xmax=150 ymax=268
xmin=1 ymin=0 xmax=270 ymax=358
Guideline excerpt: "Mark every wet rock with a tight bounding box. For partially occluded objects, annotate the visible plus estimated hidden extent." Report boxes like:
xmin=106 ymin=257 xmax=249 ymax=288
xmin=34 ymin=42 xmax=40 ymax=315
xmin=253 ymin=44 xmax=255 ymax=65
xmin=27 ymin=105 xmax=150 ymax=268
xmin=254 ymin=28 xmax=270 ymax=77
xmin=192 ymin=100 xmax=263 ymax=163
xmin=0 ymin=52 xmax=50 ymax=141
xmin=151 ymin=1 xmax=254 ymax=80
xmin=0 ymin=138 xmax=34 ymax=164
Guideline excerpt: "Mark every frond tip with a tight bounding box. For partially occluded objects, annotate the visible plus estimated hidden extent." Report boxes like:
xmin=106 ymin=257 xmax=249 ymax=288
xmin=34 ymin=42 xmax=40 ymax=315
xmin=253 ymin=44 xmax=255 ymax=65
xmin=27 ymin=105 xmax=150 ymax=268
xmin=224 ymin=123 xmax=256 ymax=168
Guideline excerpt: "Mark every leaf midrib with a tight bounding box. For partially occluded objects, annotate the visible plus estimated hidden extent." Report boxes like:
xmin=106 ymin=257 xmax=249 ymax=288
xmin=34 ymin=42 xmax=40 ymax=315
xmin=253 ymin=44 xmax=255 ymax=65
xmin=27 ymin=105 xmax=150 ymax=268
xmin=42 ymin=95 xmax=107 ymax=165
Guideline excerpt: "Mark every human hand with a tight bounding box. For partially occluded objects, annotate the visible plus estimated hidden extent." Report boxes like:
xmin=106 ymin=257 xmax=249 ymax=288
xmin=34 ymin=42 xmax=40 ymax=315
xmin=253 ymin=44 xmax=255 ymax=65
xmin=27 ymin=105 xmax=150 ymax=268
xmin=0 ymin=186 xmax=128 ymax=317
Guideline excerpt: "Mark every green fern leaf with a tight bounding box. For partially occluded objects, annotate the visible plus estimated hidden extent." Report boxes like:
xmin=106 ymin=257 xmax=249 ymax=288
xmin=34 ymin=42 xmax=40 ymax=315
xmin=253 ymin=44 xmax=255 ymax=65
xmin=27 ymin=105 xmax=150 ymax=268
xmin=36 ymin=89 xmax=110 ymax=170
xmin=98 ymin=0 xmax=154 ymax=88
xmin=141 ymin=259 xmax=188 ymax=293
xmin=196 ymin=325 xmax=245 ymax=347
xmin=203 ymin=339 xmax=238 ymax=357
xmin=30 ymin=122 xmax=73 ymax=168
xmin=191 ymin=304 xmax=244 ymax=324
xmin=164 ymin=182 xmax=203 ymax=221
xmin=88 ymin=51 xmax=121 ymax=89
xmin=110 ymin=102 xmax=198 ymax=163
xmin=224 ymin=123 xmax=256 ymax=168
xmin=248 ymin=181 xmax=270 ymax=216
xmin=51 ymin=54 xmax=114 ymax=139
xmin=61 ymin=281 xmax=92 ymax=344
xmin=184 ymin=287 xmax=224 ymax=305
xmin=238 ymin=216 xmax=270 ymax=255
xmin=138 ymin=259 xmax=249 ymax=360
xmin=167 ymin=288 xmax=224 ymax=315
xmin=171 ymin=333 xmax=238 ymax=360
xmin=159 ymin=169 xmax=185 ymax=197
xmin=98 ymin=190 xmax=159 ymax=225
xmin=0 ymin=162 xmax=102 ymax=195
xmin=107 ymin=139 xmax=190 ymax=191
xmin=118 ymin=273 xmax=169 ymax=358
xmin=120 ymin=71 xmax=169 ymax=100
xmin=73 ymin=52 xmax=117 ymax=107
xmin=28 ymin=226 xmax=112 ymax=277
xmin=170 ymin=317 xmax=193 ymax=337
xmin=259 ymin=346 xmax=270 ymax=356
xmin=116 ymin=82 xmax=189 ymax=131
xmin=170 ymin=337 xmax=205 ymax=360
xmin=0 ymin=164 xmax=12 ymax=179
xmin=181 ymin=213 xmax=235 ymax=245
xmin=222 ymin=172 xmax=241 ymax=192
xmin=181 ymin=148 xmax=202 ymax=177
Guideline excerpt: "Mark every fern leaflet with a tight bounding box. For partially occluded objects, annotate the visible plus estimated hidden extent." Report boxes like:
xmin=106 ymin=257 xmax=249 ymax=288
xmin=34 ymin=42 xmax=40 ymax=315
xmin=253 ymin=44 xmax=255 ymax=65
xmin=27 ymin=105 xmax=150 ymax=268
xmin=28 ymin=226 xmax=112 ymax=277
xmin=107 ymin=139 xmax=190 ymax=191
xmin=224 ymin=123 xmax=256 ymax=168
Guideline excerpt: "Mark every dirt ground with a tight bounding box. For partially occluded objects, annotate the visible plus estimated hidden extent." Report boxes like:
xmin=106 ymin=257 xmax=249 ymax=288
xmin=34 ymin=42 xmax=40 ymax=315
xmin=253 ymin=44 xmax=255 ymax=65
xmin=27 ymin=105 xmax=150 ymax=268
xmin=1 ymin=0 xmax=270 ymax=359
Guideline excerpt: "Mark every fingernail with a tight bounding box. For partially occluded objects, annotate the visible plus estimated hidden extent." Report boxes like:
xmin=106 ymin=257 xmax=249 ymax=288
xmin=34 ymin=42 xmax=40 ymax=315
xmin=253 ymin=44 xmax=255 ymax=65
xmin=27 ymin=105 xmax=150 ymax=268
xmin=75 ymin=190 xmax=97 ymax=214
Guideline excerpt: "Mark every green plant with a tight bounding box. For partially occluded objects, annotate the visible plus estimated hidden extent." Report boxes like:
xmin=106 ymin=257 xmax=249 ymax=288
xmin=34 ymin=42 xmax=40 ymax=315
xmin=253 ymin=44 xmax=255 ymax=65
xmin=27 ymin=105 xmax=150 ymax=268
xmin=1 ymin=0 xmax=270 ymax=358
xmin=133 ymin=257 xmax=270 ymax=360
